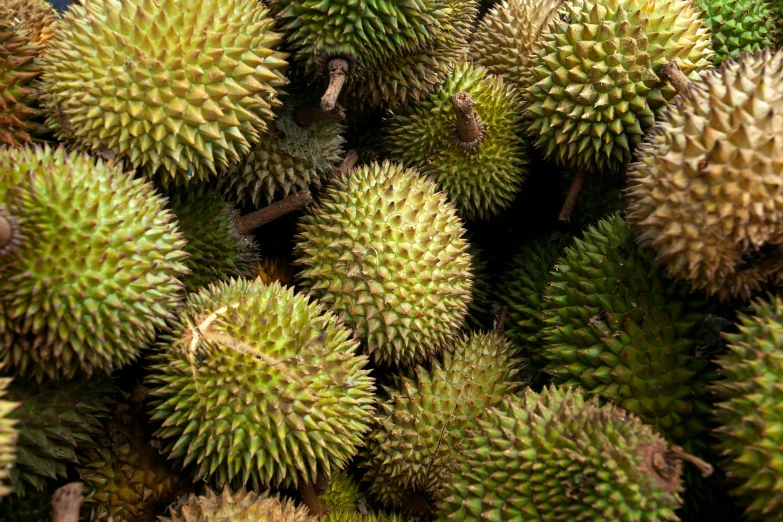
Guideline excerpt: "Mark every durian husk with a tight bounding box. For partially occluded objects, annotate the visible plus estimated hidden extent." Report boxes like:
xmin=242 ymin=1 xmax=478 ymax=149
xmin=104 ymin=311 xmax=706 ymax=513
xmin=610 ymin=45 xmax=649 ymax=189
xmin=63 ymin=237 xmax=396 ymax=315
xmin=0 ymin=0 xmax=58 ymax=44
xmin=0 ymin=368 xmax=17 ymax=498
xmin=696 ymin=0 xmax=778 ymax=64
xmin=160 ymin=487 xmax=316 ymax=522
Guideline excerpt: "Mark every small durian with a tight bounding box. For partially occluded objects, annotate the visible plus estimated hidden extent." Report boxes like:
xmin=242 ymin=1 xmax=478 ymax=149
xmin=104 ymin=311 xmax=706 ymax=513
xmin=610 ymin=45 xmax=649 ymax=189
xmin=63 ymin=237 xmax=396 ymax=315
xmin=293 ymin=161 xmax=473 ymax=367
xmin=0 ymin=146 xmax=189 ymax=382
xmin=0 ymin=369 xmax=16 ymax=498
xmin=160 ymin=487 xmax=315 ymax=522
xmin=384 ymin=63 xmax=527 ymax=221
xmin=147 ymin=279 xmax=376 ymax=488
xmin=39 ymin=0 xmax=289 ymax=185
xmin=696 ymin=0 xmax=777 ymax=64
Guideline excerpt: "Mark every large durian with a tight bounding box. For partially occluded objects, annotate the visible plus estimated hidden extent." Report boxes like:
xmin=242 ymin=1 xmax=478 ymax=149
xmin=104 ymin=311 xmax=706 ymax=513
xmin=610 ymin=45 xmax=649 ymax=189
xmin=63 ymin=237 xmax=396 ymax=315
xmin=160 ymin=487 xmax=316 ymax=522
xmin=626 ymin=48 xmax=783 ymax=301
xmin=147 ymin=279 xmax=376 ymax=488
xmin=293 ymin=161 xmax=474 ymax=366
xmin=39 ymin=0 xmax=289 ymax=185
xmin=523 ymin=0 xmax=714 ymax=173
xmin=0 ymin=369 xmax=16 ymax=498
xmin=0 ymin=146 xmax=189 ymax=382
xmin=384 ymin=63 xmax=527 ymax=221
xmin=696 ymin=0 xmax=777 ymax=64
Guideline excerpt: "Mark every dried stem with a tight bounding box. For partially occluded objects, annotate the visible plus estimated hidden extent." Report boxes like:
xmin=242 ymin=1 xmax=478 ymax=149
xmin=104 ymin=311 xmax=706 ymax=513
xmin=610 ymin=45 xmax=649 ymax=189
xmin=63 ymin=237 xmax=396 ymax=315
xmin=234 ymin=190 xmax=313 ymax=235
xmin=51 ymin=482 xmax=83 ymax=522
xmin=321 ymin=58 xmax=350 ymax=112
xmin=297 ymin=481 xmax=324 ymax=518
xmin=451 ymin=92 xmax=485 ymax=148
xmin=0 ymin=214 xmax=11 ymax=251
xmin=296 ymin=105 xmax=346 ymax=126
xmin=558 ymin=169 xmax=589 ymax=223
xmin=494 ymin=306 xmax=508 ymax=334
xmin=668 ymin=446 xmax=714 ymax=478
xmin=661 ymin=62 xmax=692 ymax=95
xmin=330 ymin=149 xmax=358 ymax=180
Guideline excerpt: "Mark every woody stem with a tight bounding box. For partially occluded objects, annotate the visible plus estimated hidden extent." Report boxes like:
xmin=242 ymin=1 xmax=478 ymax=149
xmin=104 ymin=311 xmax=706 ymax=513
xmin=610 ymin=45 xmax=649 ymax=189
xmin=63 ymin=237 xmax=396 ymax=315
xmin=668 ymin=446 xmax=714 ymax=478
xmin=234 ymin=190 xmax=313 ymax=234
xmin=451 ymin=92 xmax=482 ymax=144
xmin=558 ymin=169 xmax=589 ymax=222
xmin=661 ymin=62 xmax=692 ymax=94
xmin=321 ymin=58 xmax=350 ymax=112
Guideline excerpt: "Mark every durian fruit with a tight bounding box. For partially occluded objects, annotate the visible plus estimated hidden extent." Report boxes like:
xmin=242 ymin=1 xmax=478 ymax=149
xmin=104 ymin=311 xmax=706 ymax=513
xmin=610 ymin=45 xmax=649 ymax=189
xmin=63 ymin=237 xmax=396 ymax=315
xmin=1 ymin=0 xmax=58 ymax=45
xmin=317 ymin=472 xmax=361 ymax=512
xmin=254 ymin=257 xmax=295 ymax=287
xmin=0 ymin=485 xmax=53 ymax=522
xmin=523 ymin=0 xmax=714 ymax=173
xmin=293 ymin=160 xmax=474 ymax=367
xmin=384 ymin=63 xmax=527 ymax=221
xmin=160 ymin=487 xmax=316 ymax=522
xmin=438 ymin=386 xmax=687 ymax=521
xmin=626 ymin=48 xmax=783 ymax=301
xmin=558 ymin=169 xmax=625 ymax=228
xmin=322 ymin=512 xmax=403 ymax=522
xmin=217 ymin=110 xmax=345 ymax=208
xmin=470 ymin=0 xmax=564 ymax=92
xmin=0 ymin=369 xmax=16 ymax=498
xmin=166 ymin=185 xmax=259 ymax=293
xmin=711 ymin=295 xmax=783 ymax=520
xmin=5 ymin=378 xmax=117 ymax=497
xmin=362 ymin=332 xmax=523 ymax=516
xmin=696 ymin=0 xmax=777 ymax=64
xmin=39 ymin=0 xmax=289 ymax=185
xmin=147 ymin=279 xmax=376 ymax=488
xmin=0 ymin=146 xmax=189 ymax=382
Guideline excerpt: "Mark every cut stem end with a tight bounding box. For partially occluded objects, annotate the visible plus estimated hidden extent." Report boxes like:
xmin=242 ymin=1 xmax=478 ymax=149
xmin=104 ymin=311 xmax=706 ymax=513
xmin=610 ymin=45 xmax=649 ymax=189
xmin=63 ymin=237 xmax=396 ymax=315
xmin=235 ymin=190 xmax=313 ymax=235
xmin=51 ymin=482 xmax=83 ymax=522
xmin=321 ymin=58 xmax=350 ymax=112
xmin=559 ymin=170 xmax=590 ymax=222
xmin=451 ymin=92 xmax=485 ymax=149
xmin=668 ymin=446 xmax=714 ymax=478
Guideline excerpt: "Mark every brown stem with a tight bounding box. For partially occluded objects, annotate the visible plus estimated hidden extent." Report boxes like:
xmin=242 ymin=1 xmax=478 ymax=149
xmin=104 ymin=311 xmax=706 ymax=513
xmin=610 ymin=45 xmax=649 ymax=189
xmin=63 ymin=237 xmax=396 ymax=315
xmin=494 ymin=305 xmax=508 ymax=334
xmin=296 ymin=105 xmax=346 ymax=125
xmin=330 ymin=149 xmax=358 ymax=180
xmin=321 ymin=58 xmax=350 ymax=112
xmin=668 ymin=446 xmax=714 ymax=478
xmin=235 ymin=190 xmax=313 ymax=234
xmin=297 ymin=481 xmax=324 ymax=518
xmin=0 ymin=214 xmax=11 ymax=251
xmin=559 ymin=169 xmax=589 ymax=223
xmin=51 ymin=482 xmax=83 ymax=522
xmin=451 ymin=92 xmax=485 ymax=148
xmin=660 ymin=62 xmax=692 ymax=95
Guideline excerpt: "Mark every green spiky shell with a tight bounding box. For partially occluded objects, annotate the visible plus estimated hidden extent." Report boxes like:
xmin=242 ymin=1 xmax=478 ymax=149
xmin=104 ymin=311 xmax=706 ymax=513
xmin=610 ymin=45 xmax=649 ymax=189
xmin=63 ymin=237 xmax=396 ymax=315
xmin=218 ymin=111 xmax=345 ymax=207
xmin=1 ymin=0 xmax=58 ymax=44
xmin=626 ymin=48 xmax=783 ymax=301
xmin=147 ymin=279 xmax=376 ymax=488
xmin=0 ymin=370 xmax=16 ymax=498
xmin=322 ymin=511 xmax=404 ymax=522
xmin=558 ymin=170 xmax=625 ymax=228
xmin=523 ymin=0 xmax=714 ymax=173
xmin=166 ymin=185 xmax=259 ymax=293
xmin=5 ymin=378 xmax=116 ymax=497
xmin=293 ymin=161 xmax=474 ymax=366
xmin=362 ymin=332 xmax=522 ymax=514
xmin=317 ymin=472 xmax=362 ymax=512
xmin=437 ymin=386 xmax=685 ymax=521
xmin=0 ymin=146 xmax=189 ymax=382
xmin=254 ymin=258 xmax=295 ymax=287
xmin=470 ymin=0 xmax=564 ymax=92
xmin=711 ymin=295 xmax=783 ymax=520
xmin=539 ymin=214 xmax=715 ymax=451
xmin=39 ymin=0 xmax=289 ymax=185
xmin=0 ymin=485 xmax=52 ymax=522
xmin=384 ymin=63 xmax=527 ymax=221
xmin=697 ymin=0 xmax=777 ymax=64
xmin=160 ymin=487 xmax=315 ymax=522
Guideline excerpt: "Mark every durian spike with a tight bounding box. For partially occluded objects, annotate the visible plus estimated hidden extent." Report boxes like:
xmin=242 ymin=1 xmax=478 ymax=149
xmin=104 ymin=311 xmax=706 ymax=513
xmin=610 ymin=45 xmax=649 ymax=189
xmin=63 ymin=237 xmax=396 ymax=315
xmin=296 ymin=105 xmax=346 ymax=125
xmin=297 ymin=475 xmax=328 ymax=517
xmin=330 ymin=149 xmax=358 ymax=180
xmin=321 ymin=58 xmax=350 ymax=111
xmin=558 ymin=169 xmax=589 ymax=222
xmin=0 ymin=214 xmax=11 ymax=251
xmin=51 ymin=482 xmax=83 ymax=522
xmin=451 ymin=92 xmax=485 ymax=148
xmin=660 ymin=61 xmax=693 ymax=95
xmin=234 ymin=190 xmax=313 ymax=234
xmin=667 ymin=446 xmax=714 ymax=478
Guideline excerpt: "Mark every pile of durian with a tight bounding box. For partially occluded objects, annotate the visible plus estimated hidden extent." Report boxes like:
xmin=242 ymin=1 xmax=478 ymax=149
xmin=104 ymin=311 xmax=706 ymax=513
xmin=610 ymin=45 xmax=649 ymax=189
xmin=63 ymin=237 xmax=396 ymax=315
xmin=1 ymin=0 xmax=783 ymax=520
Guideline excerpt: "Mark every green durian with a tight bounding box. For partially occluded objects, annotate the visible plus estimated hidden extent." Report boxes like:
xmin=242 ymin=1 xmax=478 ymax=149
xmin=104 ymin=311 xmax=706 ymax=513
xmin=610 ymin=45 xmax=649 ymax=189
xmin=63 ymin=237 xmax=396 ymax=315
xmin=322 ymin=512 xmax=404 ymax=522
xmin=384 ymin=63 xmax=527 ymax=221
xmin=39 ymin=0 xmax=289 ymax=185
xmin=523 ymin=0 xmax=714 ymax=173
xmin=696 ymin=0 xmax=777 ymax=64
xmin=317 ymin=472 xmax=362 ymax=513
xmin=0 ymin=146 xmax=189 ymax=382
xmin=147 ymin=279 xmax=376 ymax=488
xmin=294 ymin=161 xmax=473 ymax=366
xmin=0 ymin=370 xmax=16 ymax=498
xmin=0 ymin=485 xmax=52 ymax=522
xmin=160 ymin=487 xmax=315 ymax=522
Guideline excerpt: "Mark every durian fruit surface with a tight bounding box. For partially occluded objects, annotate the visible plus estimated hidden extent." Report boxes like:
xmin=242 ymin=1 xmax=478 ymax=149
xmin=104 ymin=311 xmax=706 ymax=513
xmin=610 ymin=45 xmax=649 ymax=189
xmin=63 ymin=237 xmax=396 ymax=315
xmin=0 ymin=370 xmax=16 ymax=498
xmin=147 ymin=279 xmax=376 ymax=488
xmin=39 ymin=0 xmax=289 ymax=185
xmin=384 ymin=63 xmax=527 ymax=221
xmin=317 ymin=472 xmax=361 ymax=513
xmin=438 ymin=386 xmax=685 ymax=521
xmin=711 ymin=295 xmax=783 ymax=521
xmin=362 ymin=332 xmax=523 ymax=515
xmin=294 ymin=161 xmax=473 ymax=367
xmin=1 ymin=0 xmax=57 ymax=44
xmin=696 ymin=0 xmax=777 ymax=64
xmin=160 ymin=487 xmax=315 ymax=522
xmin=626 ymin=48 xmax=783 ymax=301
xmin=524 ymin=0 xmax=714 ymax=173
xmin=0 ymin=146 xmax=189 ymax=382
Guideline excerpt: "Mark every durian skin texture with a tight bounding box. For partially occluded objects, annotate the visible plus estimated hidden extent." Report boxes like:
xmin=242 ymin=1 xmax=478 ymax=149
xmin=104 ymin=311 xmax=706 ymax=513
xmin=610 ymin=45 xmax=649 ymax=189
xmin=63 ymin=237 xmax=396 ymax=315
xmin=696 ymin=0 xmax=777 ymax=64
xmin=626 ymin=48 xmax=783 ymax=301
xmin=1 ymin=0 xmax=58 ymax=44
xmin=438 ymin=386 xmax=684 ymax=521
xmin=294 ymin=161 xmax=474 ymax=367
xmin=385 ymin=63 xmax=527 ymax=221
xmin=711 ymin=295 xmax=783 ymax=521
xmin=0 ymin=369 xmax=16 ymax=498
xmin=0 ymin=146 xmax=189 ymax=382
xmin=524 ymin=0 xmax=714 ymax=173
xmin=160 ymin=487 xmax=315 ymax=522
xmin=39 ymin=0 xmax=289 ymax=185
xmin=147 ymin=279 xmax=377 ymax=489
xmin=317 ymin=472 xmax=361 ymax=512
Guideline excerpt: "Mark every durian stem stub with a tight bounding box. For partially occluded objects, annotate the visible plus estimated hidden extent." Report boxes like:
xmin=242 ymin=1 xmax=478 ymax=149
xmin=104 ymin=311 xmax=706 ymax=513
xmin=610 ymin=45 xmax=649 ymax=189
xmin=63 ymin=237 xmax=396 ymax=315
xmin=494 ymin=305 xmax=508 ymax=334
xmin=668 ymin=446 xmax=714 ymax=478
xmin=559 ymin=169 xmax=589 ymax=222
xmin=51 ymin=482 xmax=84 ymax=522
xmin=297 ymin=481 xmax=324 ymax=518
xmin=235 ymin=190 xmax=313 ymax=234
xmin=330 ymin=149 xmax=358 ymax=180
xmin=451 ymin=92 xmax=485 ymax=148
xmin=321 ymin=58 xmax=350 ymax=112
xmin=660 ymin=62 xmax=692 ymax=94
xmin=0 ymin=214 xmax=11 ymax=251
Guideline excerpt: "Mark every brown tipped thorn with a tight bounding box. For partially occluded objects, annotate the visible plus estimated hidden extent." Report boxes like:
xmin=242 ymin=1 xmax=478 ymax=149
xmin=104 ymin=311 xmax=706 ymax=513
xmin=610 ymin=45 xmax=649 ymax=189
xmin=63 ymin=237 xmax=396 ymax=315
xmin=297 ymin=481 xmax=324 ymax=518
xmin=235 ymin=190 xmax=313 ymax=235
xmin=668 ymin=446 xmax=714 ymax=478
xmin=451 ymin=92 xmax=485 ymax=149
xmin=494 ymin=305 xmax=508 ymax=334
xmin=330 ymin=149 xmax=358 ymax=180
xmin=0 ymin=214 xmax=11 ymax=251
xmin=296 ymin=105 xmax=346 ymax=126
xmin=661 ymin=62 xmax=692 ymax=95
xmin=321 ymin=58 xmax=350 ymax=112
xmin=559 ymin=169 xmax=589 ymax=223
xmin=51 ymin=482 xmax=83 ymax=522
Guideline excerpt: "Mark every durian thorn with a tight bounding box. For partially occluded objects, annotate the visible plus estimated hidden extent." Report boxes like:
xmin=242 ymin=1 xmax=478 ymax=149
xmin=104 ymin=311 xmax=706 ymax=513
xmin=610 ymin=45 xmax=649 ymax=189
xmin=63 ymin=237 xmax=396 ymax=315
xmin=668 ymin=446 xmax=714 ymax=478
xmin=559 ymin=169 xmax=590 ymax=222
xmin=494 ymin=305 xmax=508 ymax=334
xmin=451 ymin=92 xmax=485 ymax=149
xmin=235 ymin=190 xmax=313 ymax=234
xmin=321 ymin=58 xmax=350 ymax=112
xmin=660 ymin=62 xmax=692 ymax=95
xmin=297 ymin=480 xmax=325 ymax=518
xmin=330 ymin=149 xmax=358 ymax=180
xmin=51 ymin=482 xmax=83 ymax=522
xmin=296 ymin=104 xmax=346 ymax=125
xmin=0 ymin=214 xmax=12 ymax=251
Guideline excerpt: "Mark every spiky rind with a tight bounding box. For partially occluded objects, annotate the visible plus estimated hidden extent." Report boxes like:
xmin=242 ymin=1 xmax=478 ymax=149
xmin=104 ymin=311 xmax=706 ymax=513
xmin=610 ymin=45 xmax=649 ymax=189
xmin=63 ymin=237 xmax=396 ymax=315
xmin=384 ymin=63 xmax=527 ymax=221
xmin=322 ymin=511 xmax=404 ymax=522
xmin=317 ymin=472 xmax=362 ymax=513
xmin=626 ymin=48 xmax=783 ymax=301
xmin=161 ymin=487 xmax=315 ymax=522
xmin=147 ymin=279 xmax=376 ymax=488
xmin=294 ymin=161 xmax=473 ymax=366
xmin=0 ymin=370 xmax=16 ymax=498
xmin=39 ymin=0 xmax=289 ymax=184
xmin=524 ymin=0 xmax=714 ymax=173
xmin=1 ymin=0 xmax=58 ymax=44
xmin=0 ymin=146 xmax=189 ymax=382
xmin=697 ymin=0 xmax=777 ymax=64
